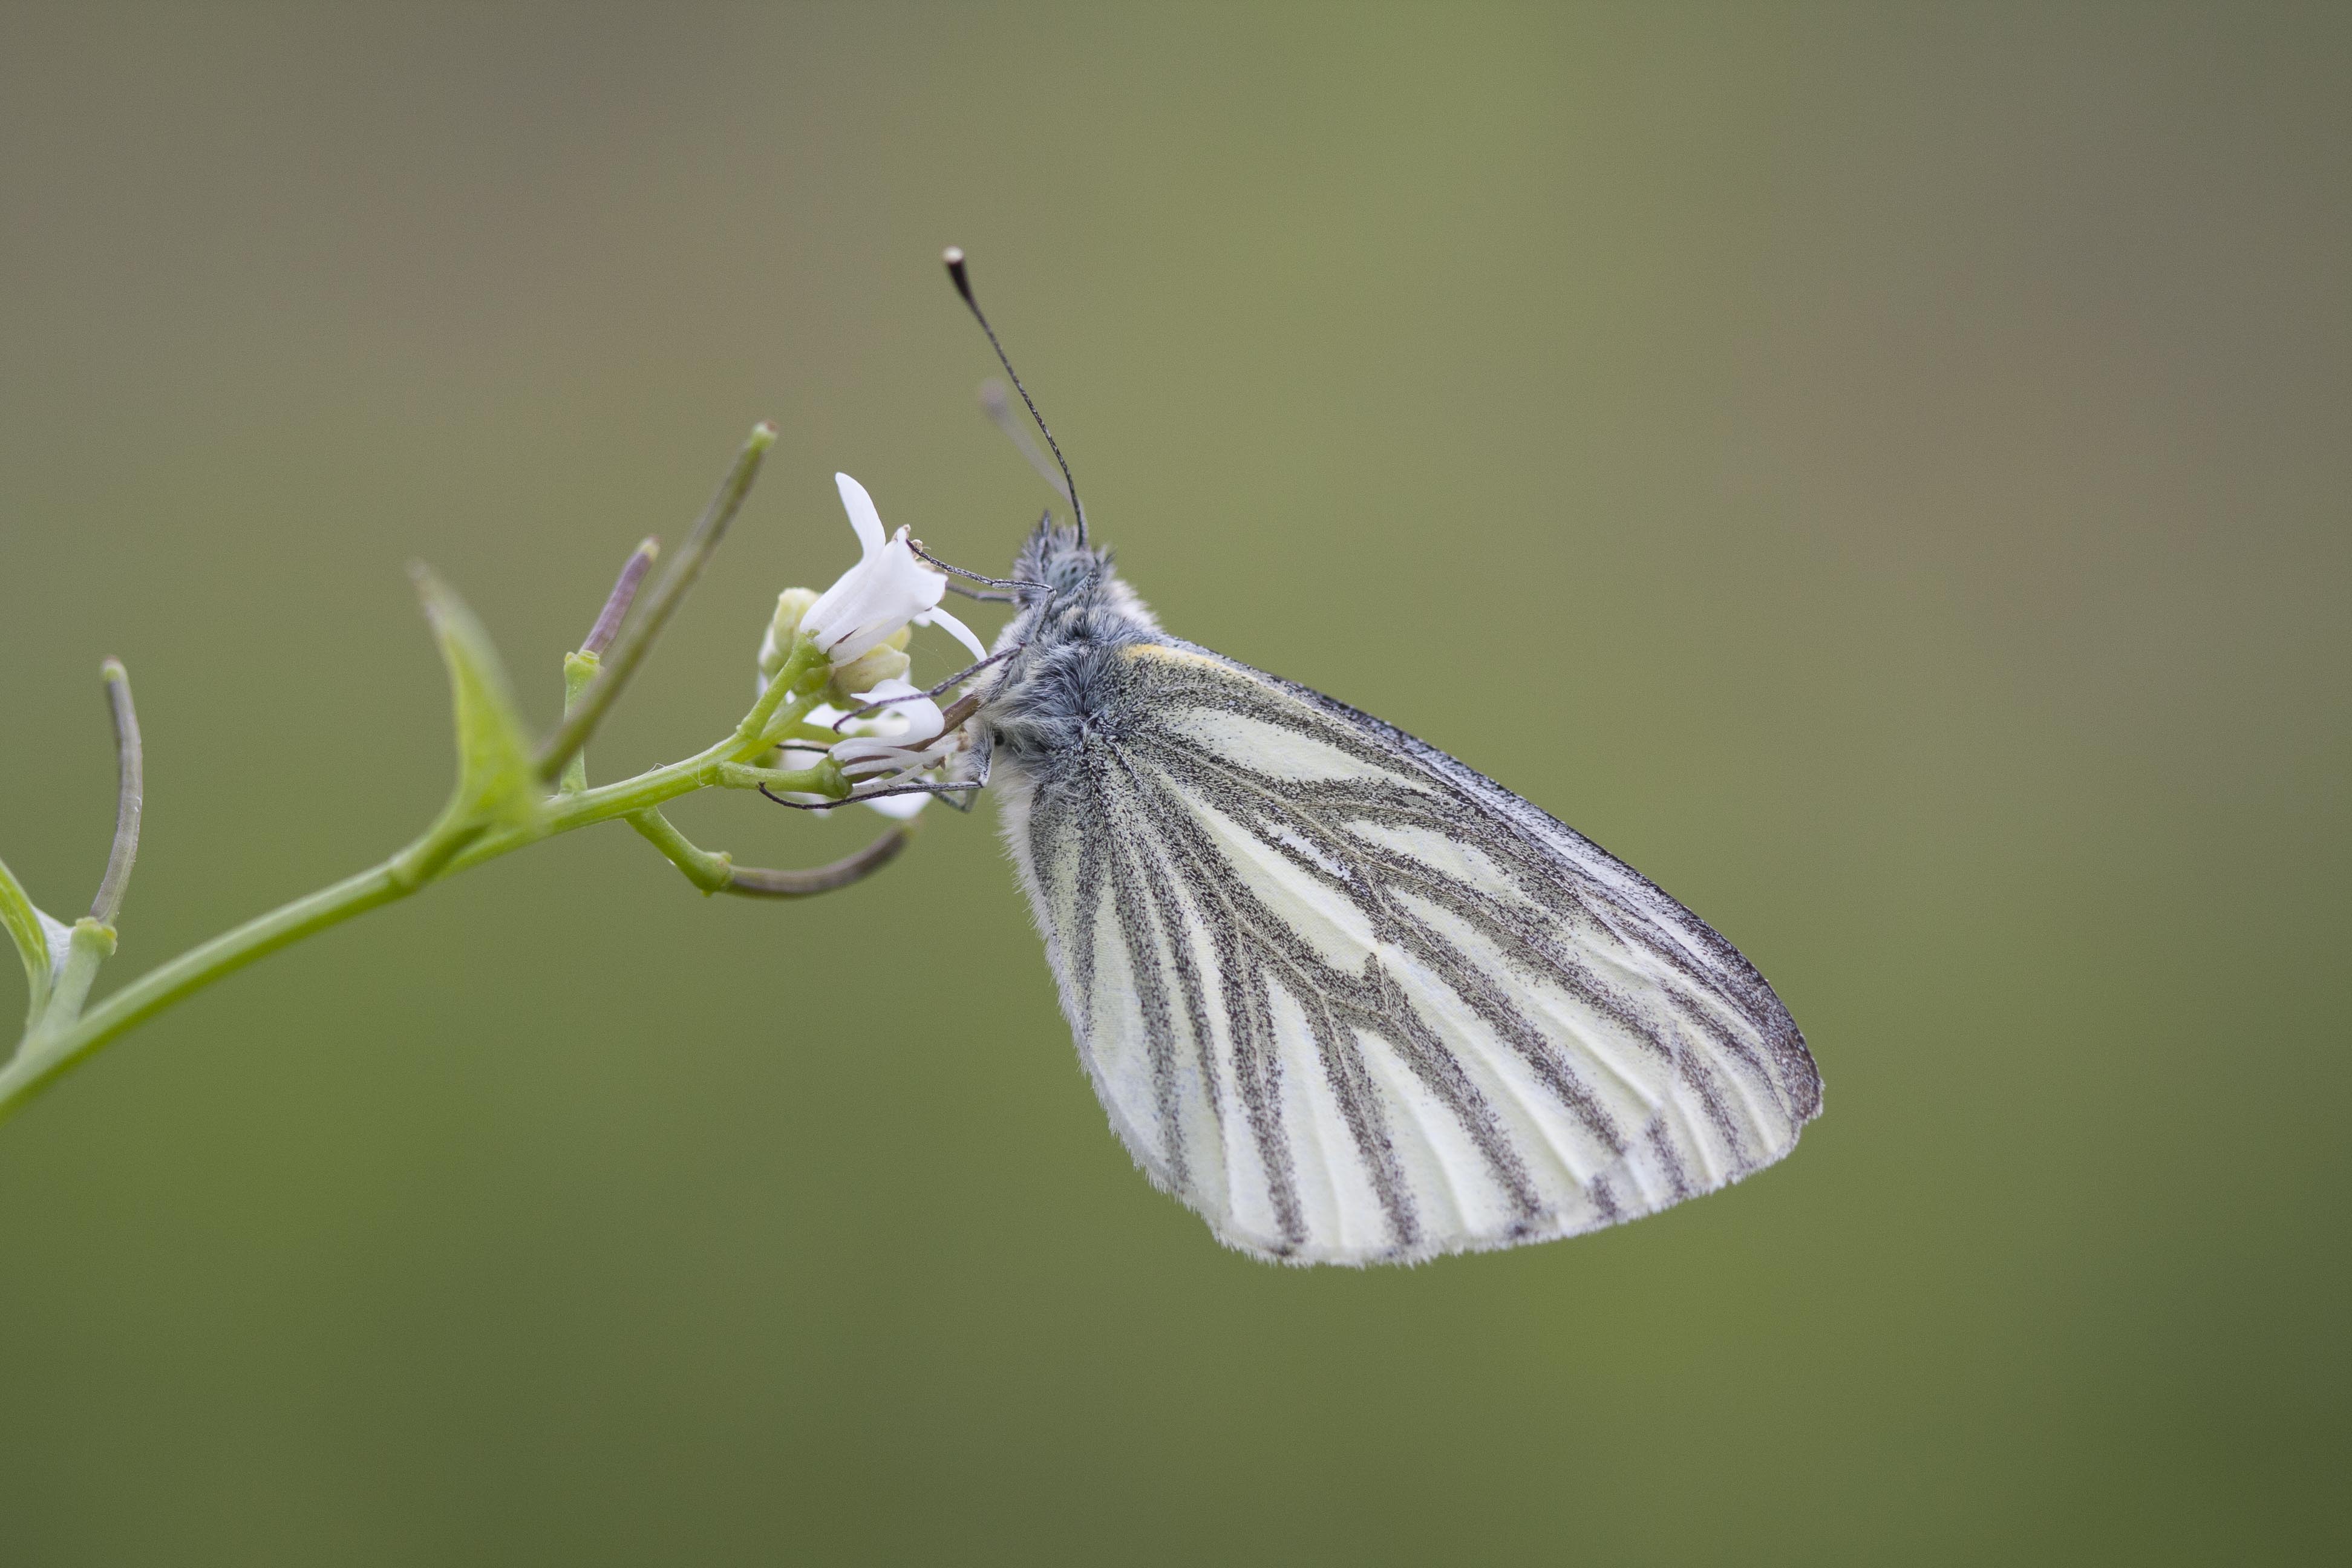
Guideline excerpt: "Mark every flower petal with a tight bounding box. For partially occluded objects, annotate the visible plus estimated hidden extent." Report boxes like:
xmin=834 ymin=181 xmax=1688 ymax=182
xmin=806 ymin=532 xmax=950 ymax=662
xmin=834 ymin=472 xmax=886 ymax=556
xmin=844 ymin=678 xmax=944 ymax=742
xmin=915 ymin=603 xmax=991 ymax=664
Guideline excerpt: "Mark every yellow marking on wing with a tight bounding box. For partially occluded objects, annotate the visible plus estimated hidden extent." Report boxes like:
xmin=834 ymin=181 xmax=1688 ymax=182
xmin=1123 ymin=642 xmax=1242 ymax=673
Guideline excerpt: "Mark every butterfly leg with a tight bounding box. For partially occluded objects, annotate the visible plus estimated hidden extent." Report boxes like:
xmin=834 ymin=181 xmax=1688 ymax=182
xmin=832 ymin=650 xmax=1022 ymax=730
xmin=756 ymin=778 xmax=986 ymax=810
xmin=753 ymin=738 xmax=993 ymax=813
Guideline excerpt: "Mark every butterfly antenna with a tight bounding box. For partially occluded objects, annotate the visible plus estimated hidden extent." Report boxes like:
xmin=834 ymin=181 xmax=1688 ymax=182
xmin=944 ymin=246 xmax=1087 ymax=544
xmin=979 ymin=379 xmax=1073 ymax=504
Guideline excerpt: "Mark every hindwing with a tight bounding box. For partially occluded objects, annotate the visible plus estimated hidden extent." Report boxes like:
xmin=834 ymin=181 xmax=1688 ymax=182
xmin=993 ymin=639 xmax=1820 ymax=1265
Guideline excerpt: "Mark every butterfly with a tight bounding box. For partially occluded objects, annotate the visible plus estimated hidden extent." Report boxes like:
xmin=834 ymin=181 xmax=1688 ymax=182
xmin=841 ymin=251 xmax=1821 ymax=1266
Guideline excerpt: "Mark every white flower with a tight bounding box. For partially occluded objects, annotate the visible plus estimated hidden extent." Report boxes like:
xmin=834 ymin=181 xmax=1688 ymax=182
xmin=800 ymin=474 xmax=988 ymax=668
xmin=759 ymin=473 xmax=990 ymax=820
xmin=773 ymin=676 xmax=964 ymax=821
xmin=829 ymin=678 xmax=958 ymax=778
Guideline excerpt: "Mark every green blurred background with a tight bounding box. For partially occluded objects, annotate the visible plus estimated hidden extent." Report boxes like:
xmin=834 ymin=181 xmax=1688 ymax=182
xmin=2 ymin=4 xmax=2344 ymax=1562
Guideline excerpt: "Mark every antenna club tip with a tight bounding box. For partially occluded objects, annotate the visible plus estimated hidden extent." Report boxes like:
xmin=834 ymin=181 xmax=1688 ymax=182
xmin=942 ymin=246 xmax=975 ymax=303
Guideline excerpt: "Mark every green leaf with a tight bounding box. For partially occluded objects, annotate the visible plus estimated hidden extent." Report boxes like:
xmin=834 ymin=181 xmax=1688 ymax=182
xmin=411 ymin=565 xmax=545 ymax=835
xmin=0 ymin=853 xmax=54 ymax=1031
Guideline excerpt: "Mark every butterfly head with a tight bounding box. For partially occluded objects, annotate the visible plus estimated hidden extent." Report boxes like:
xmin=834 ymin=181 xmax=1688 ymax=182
xmin=984 ymin=511 xmax=1160 ymax=664
xmin=1013 ymin=512 xmax=1106 ymax=600
xmin=1009 ymin=512 xmax=1155 ymax=625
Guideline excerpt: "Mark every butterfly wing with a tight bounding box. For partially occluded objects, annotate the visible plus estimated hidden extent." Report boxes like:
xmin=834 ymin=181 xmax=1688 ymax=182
xmin=995 ymin=638 xmax=1820 ymax=1265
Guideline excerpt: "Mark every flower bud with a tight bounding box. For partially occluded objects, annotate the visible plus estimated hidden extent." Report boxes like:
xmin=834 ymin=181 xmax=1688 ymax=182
xmin=827 ymin=625 xmax=911 ymax=704
xmin=757 ymin=587 xmax=822 ymax=683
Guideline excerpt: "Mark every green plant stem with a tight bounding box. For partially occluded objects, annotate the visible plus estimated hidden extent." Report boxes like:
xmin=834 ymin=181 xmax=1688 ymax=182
xmin=42 ymin=920 xmax=117 ymax=1031
xmin=0 ymin=866 xmax=407 ymax=1123
xmin=0 ymin=642 xmax=840 ymax=1128
xmin=627 ymin=809 xmax=734 ymax=891
xmin=559 ymin=651 xmax=601 ymax=795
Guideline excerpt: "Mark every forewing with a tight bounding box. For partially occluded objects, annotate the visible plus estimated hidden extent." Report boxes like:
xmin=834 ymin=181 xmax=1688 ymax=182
xmin=1001 ymin=641 xmax=1820 ymax=1266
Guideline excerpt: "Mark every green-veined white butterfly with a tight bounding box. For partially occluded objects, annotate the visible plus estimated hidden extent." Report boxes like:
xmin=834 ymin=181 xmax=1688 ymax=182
xmin=811 ymin=251 xmax=1821 ymax=1266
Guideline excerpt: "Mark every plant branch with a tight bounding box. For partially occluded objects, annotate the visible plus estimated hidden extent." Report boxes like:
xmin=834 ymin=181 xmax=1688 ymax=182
xmin=0 ymin=405 xmax=945 ymax=1129
xmin=0 ymin=647 xmax=845 ymax=1126
xmin=0 ymin=861 xmax=408 ymax=1125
